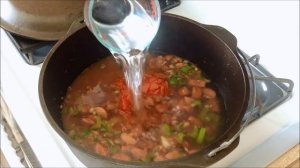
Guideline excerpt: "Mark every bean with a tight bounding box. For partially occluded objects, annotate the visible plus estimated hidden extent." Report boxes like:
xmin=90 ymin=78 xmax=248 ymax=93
xmin=148 ymin=58 xmax=157 ymax=69
xmin=183 ymin=96 xmax=194 ymax=104
xmin=81 ymin=117 xmax=95 ymax=126
xmin=121 ymin=133 xmax=137 ymax=145
xmin=188 ymin=79 xmax=206 ymax=87
xmin=188 ymin=116 xmax=202 ymax=126
xmin=165 ymin=150 xmax=181 ymax=160
xmin=155 ymin=104 xmax=168 ymax=113
xmin=131 ymin=147 xmax=147 ymax=160
xmin=156 ymin=56 xmax=166 ymax=68
xmin=112 ymin=153 xmax=131 ymax=161
xmin=143 ymin=97 xmax=154 ymax=109
xmin=191 ymin=87 xmax=202 ymax=99
xmin=175 ymin=62 xmax=184 ymax=68
xmin=90 ymin=107 xmax=107 ymax=119
xmin=206 ymin=98 xmax=221 ymax=113
xmin=178 ymin=99 xmax=192 ymax=113
xmin=95 ymin=143 xmax=108 ymax=156
xmin=178 ymin=87 xmax=190 ymax=96
xmin=165 ymin=54 xmax=173 ymax=61
xmin=106 ymin=101 xmax=116 ymax=111
xmin=202 ymin=88 xmax=216 ymax=99
xmin=169 ymin=64 xmax=175 ymax=69
xmin=154 ymin=155 xmax=166 ymax=161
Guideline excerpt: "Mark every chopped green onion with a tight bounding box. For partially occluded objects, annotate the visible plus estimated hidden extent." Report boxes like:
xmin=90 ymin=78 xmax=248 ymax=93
xmin=108 ymin=145 xmax=119 ymax=154
xmin=105 ymin=139 xmax=114 ymax=146
xmin=71 ymin=134 xmax=78 ymax=140
xmin=112 ymin=130 xmax=122 ymax=136
xmin=188 ymin=126 xmax=199 ymax=138
xmin=169 ymin=75 xmax=179 ymax=86
xmin=82 ymin=128 xmax=91 ymax=138
xmin=143 ymin=151 xmax=155 ymax=162
xmin=180 ymin=65 xmax=192 ymax=73
xmin=202 ymin=106 xmax=210 ymax=113
xmin=191 ymin=100 xmax=202 ymax=108
xmin=176 ymin=132 xmax=185 ymax=143
xmin=208 ymin=113 xmax=220 ymax=123
xmin=198 ymin=75 xmax=206 ymax=80
xmin=176 ymin=122 xmax=184 ymax=131
xmin=196 ymin=128 xmax=206 ymax=144
xmin=93 ymin=136 xmax=100 ymax=142
xmin=161 ymin=124 xmax=172 ymax=137
xmin=69 ymin=107 xmax=75 ymax=115
xmin=197 ymin=106 xmax=211 ymax=121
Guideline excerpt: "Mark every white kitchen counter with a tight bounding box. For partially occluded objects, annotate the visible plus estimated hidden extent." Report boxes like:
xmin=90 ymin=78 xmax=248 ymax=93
xmin=1 ymin=1 xmax=299 ymax=167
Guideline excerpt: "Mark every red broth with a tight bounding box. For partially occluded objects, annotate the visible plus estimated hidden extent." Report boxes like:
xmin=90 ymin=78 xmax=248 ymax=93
xmin=62 ymin=54 xmax=224 ymax=162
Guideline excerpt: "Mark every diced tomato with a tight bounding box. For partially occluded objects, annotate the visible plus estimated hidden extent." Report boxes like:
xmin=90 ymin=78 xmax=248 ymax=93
xmin=115 ymin=74 xmax=168 ymax=117
xmin=119 ymin=90 xmax=132 ymax=117
xmin=142 ymin=74 xmax=168 ymax=96
xmin=115 ymin=80 xmax=133 ymax=117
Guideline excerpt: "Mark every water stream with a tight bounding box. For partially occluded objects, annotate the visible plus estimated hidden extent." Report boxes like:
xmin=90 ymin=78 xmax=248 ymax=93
xmin=113 ymin=51 xmax=146 ymax=112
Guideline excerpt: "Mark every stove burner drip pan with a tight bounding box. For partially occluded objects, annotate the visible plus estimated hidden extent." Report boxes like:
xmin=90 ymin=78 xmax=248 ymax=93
xmin=239 ymin=49 xmax=294 ymax=124
xmin=207 ymin=48 xmax=294 ymax=157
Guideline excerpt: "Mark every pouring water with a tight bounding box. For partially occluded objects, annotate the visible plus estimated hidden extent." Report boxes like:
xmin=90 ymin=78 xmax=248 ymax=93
xmin=84 ymin=0 xmax=161 ymax=111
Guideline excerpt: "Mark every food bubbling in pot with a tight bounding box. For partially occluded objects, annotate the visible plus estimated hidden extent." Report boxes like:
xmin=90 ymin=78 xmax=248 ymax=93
xmin=62 ymin=54 xmax=224 ymax=162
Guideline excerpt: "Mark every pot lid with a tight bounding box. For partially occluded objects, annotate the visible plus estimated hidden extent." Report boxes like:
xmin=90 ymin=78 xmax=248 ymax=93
xmin=0 ymin=0 xmax=85 ymax=41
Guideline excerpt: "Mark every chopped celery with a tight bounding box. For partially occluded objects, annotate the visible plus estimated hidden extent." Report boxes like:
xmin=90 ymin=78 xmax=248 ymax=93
xmin=105 ymin=121 xmax=113 ymax=132
xmin=198 ymin=75 xmax=206 ymax=80
xmin=161 ymin=124 xmax=172 ymax=137
xmin=105 ymin=139 xmax=114 ymax=146
xmin=196 ymin=128 xmax=206 ymax=144
xmin=191 ymin=100 xmax=202 ymax=108
xmin=198 ymin=106 xmax=220 ymax=123
xmin=188 ymin=126 xmax=199 ymax=138
xmin=209 ymin=113 xmax=220 ymax=123
xmin=202 ymin=106 xmax=210 ymax=113
xmin=176 ymin=132 xmax=185 ymax=143
xmin=63 ymin=106 xmax=80 ymax=116
xmin=92 ymin=116 xmax=102 ymax=129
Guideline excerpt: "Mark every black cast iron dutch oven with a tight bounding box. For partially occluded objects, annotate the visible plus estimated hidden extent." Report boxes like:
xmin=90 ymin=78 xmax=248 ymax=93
xmin=39 ymin=13 xmax=251 ymax=167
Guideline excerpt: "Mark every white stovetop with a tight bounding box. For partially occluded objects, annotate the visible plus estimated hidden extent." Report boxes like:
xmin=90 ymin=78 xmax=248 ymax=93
xmin=1 ymin=1 xmax=299 ymax=167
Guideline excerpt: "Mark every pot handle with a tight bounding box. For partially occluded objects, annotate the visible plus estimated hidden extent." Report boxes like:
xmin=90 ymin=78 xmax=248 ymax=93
xmin=201 ymin=24 xmax=238 ymax=55
xmin=65 ymin=16 xmax=86 ymax=38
